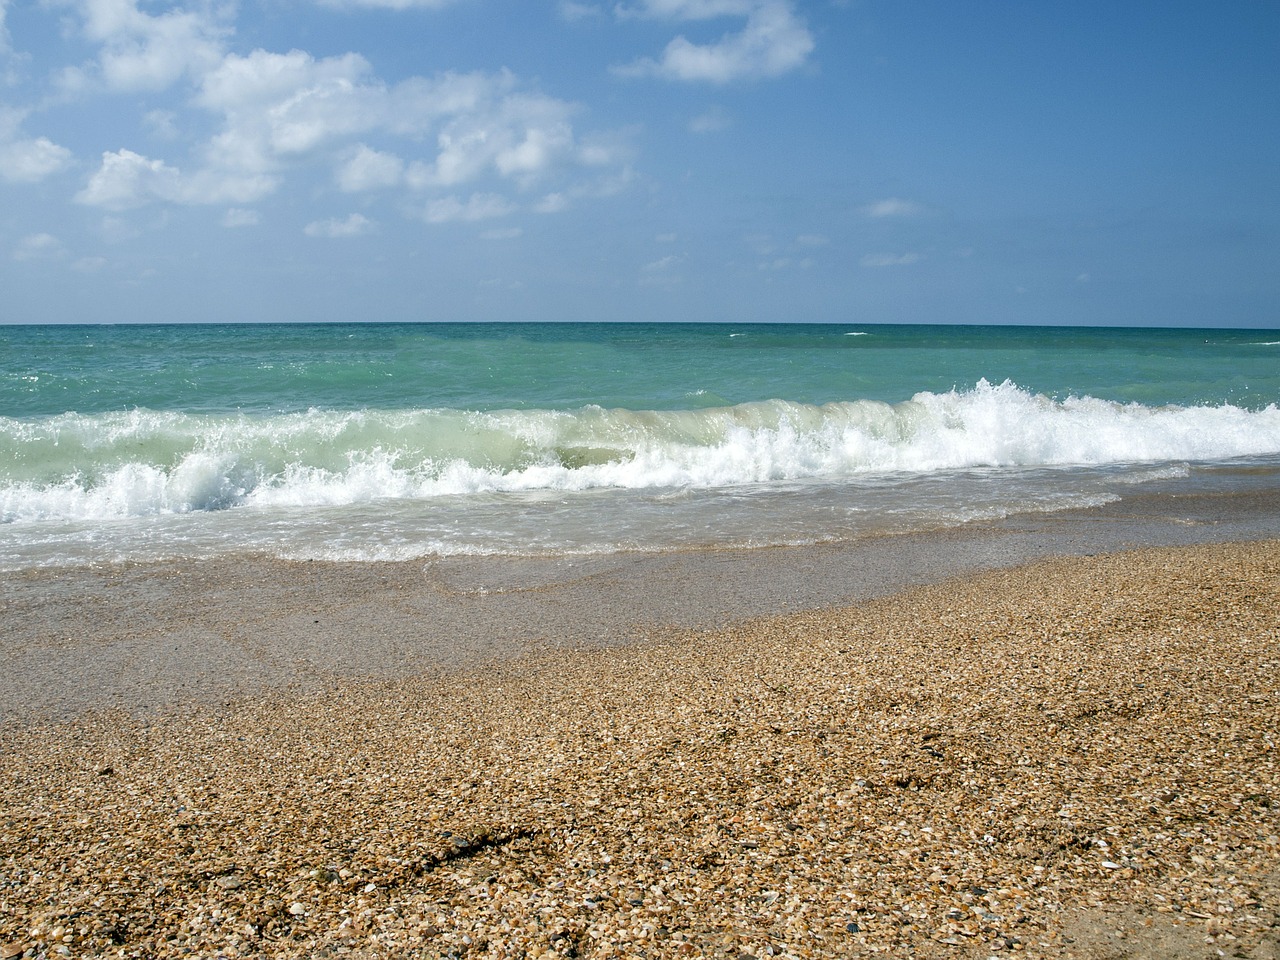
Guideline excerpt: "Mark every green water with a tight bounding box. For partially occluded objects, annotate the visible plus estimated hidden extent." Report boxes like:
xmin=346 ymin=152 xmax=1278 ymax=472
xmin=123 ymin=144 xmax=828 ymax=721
xmin=3 ymin=322 xmax=1277 ymax=417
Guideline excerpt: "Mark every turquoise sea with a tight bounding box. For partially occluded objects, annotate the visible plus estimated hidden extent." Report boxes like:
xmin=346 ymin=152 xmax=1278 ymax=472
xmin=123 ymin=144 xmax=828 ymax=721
xmin=2 ymin=322 xmax=1279 ymax=570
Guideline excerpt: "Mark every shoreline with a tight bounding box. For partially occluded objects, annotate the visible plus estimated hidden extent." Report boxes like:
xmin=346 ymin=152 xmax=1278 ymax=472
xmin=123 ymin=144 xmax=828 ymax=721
xmin=4 ymin=487 xmax=1280 ymax=723
xmin=1 ymin=538 xmax=1277 ymax=958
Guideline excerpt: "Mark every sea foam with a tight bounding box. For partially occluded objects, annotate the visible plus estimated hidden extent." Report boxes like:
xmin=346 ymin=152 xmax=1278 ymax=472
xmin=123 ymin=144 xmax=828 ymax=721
xmin=3 ymin=380 xmax=1279 ymax=523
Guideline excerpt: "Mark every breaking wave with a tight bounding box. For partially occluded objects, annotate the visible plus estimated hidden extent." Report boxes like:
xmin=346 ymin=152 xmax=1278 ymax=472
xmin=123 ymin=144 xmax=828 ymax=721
xmin=4 ymin=380 xmax=1279 ymax=523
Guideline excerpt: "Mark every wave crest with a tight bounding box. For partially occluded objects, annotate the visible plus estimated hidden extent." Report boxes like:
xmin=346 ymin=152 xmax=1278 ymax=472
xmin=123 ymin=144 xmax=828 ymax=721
xmin=3 ymin=380 xmax=1278 ymax=523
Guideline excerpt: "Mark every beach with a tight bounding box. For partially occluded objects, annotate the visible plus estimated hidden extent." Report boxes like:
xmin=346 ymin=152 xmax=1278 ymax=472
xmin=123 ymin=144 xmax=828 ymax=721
xmin=3 ymin=0 xmax=1278 ymax=947
xmin=2 ymin=521 xmax=1278 ymax=958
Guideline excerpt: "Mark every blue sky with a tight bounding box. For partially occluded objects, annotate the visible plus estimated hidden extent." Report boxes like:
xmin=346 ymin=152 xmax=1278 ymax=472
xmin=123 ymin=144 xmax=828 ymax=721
xmin=0 ymin=0 xmax=1277 ymax=326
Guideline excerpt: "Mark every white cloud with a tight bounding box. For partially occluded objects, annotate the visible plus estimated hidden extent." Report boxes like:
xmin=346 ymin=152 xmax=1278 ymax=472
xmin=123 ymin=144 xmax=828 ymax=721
xmin=76 ymin=149 xmax=182 ymax=209
xmin=336 ymin=144 xmax=406 ymax=192
xmin=70 ymin=0 xmax=231 ymax=92
xmin=614 ymin=0 xmax=813 ymax=83
xmin=76 ymin=148 xmax=276 ymax=209
xmin=53 ymin=24 xmax=626 ymax=222
xmin=185 ymin=54 xmax=603 ymax=209
xmin=74 ymin=146 xmax=275 ymax=208
xmin=423 ymin=192 xmax=514 ymax=223
xmin=69 ymin=55 xmax=551 ymax=212
xmin=194 ymin=55 xmax=557 ymax=183
xmin=13 ymin=233 xmax=63 ymax=261
xmin=420 ymin=92 xmax=578 ymax=188
xmin=304 ymin=213 xmax=374 ymax=237
xmin=222 ymin=207 xmax=260 ymax=227
xmin=196 ymin=49 xmax=388 ymax=172
xmin=861 ymin=252 xmax=919 ymax=268
xmin=0 ymin=0 xmax=11 ymax=55
xmin=1 ymin=107 xmax=73 ymax=184
xmin=0 ymin=136 xmax=73 ymax=182
xmin=866 ymin=198 xmax=924 ymax=218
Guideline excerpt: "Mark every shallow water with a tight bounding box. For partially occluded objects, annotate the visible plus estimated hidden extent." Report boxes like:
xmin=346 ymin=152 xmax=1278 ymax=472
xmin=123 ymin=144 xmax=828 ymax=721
xmin=2 ymin=322 xmax=1278 ymax=568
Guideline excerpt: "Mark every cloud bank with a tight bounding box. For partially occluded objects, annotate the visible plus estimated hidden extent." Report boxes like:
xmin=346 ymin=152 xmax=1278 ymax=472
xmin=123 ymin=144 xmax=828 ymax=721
xmin=50 ymin=0 xmax=631 ymax=225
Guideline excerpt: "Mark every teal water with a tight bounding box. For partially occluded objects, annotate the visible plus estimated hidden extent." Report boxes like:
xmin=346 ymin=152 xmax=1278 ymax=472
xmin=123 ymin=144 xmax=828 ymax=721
xmin=4 ymin=322 xmax=1279 ymax=416
xmin=2 ymin=322 xmax=1279 ymax=569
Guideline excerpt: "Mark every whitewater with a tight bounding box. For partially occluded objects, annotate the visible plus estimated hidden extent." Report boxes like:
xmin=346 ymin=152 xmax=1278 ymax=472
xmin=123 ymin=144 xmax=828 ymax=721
xmin=2 ymin=322 xmax=1279 ymax=568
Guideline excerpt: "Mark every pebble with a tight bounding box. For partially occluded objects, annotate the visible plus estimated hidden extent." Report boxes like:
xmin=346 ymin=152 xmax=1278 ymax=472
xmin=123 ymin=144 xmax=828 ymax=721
xmin=1 ymin=541 xmax=1278 ymax=959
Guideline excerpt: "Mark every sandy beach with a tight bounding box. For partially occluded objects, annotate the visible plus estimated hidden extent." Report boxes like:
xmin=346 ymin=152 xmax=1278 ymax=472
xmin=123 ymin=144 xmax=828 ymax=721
xmin=2 ymin=528 xmax=1278 ymax=958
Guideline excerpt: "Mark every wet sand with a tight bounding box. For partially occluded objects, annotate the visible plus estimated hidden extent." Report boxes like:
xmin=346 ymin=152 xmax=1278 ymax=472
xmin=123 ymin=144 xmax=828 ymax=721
xmin=2 ymin=517 xmax=1279 ymax=957
xmin=4 ymin=488 xmax=1280 ymax=723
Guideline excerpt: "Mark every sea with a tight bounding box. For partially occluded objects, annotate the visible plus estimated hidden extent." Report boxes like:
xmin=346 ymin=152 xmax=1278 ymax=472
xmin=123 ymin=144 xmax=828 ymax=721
xmin=2 ymin=322 xmax=1279 ymax=571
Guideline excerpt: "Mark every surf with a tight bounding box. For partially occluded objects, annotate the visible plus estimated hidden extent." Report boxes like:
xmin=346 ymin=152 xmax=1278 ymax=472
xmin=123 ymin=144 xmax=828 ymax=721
xmin=4 ymin=380 xmax=1280 ymax=524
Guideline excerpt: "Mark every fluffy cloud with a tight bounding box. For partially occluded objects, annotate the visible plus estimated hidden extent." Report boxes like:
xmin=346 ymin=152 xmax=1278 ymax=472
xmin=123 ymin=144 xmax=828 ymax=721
xmin=195 ymin=49 xmax=390 ymax=172
xmin=48 ymin=0 xmax=627 ymax=227
xmin=193 ymin=53 xmax=577 ymax=184
xmin=71 ymin=49 xmax=606 ymax=219
xmin=423 ymin=93 xmax=577 ymax=188
xmin=614 ymin=0 xmax=812 ymax=83
xmin=0 ymin=107 xmax=73 ymax=183
xmin=66 ymin=0 xmax=231 ymax=92
xmin=336 ymin=144 xmax=406 ymax=192
xmin=74 ymin=147 xmax=275 ymax=209
xmin=303 ymin=213 xmax=373 ymax=237
xmin=76 ymin=148 xmax=276 ymax=209
xmin=76 ymin=149 xmax=182 ymax=209
xmin=0 ymin=136 xmax=73 ymax=182
xmin=192 ymin=54 xmax=593 ymax=204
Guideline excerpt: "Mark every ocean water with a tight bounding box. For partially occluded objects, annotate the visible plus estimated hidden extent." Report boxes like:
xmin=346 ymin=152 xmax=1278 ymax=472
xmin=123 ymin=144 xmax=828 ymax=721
xmin=2 ymin=322 xmax=1279 ymax=570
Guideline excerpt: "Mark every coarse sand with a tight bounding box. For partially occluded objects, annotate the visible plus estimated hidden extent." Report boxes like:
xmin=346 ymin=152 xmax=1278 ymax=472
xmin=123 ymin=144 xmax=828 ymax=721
xmin=2 ymin=540 xmax=1278 ymax=958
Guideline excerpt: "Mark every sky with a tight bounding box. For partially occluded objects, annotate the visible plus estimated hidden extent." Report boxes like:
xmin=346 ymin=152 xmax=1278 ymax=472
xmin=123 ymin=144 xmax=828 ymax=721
xmin=0 ymin=0 xmax=1277 ymax=326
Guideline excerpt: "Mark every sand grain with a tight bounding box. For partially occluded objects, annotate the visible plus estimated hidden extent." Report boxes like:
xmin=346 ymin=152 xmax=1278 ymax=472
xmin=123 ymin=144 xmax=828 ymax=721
xmin=2 ymin=541 xmax=1278 ymax=958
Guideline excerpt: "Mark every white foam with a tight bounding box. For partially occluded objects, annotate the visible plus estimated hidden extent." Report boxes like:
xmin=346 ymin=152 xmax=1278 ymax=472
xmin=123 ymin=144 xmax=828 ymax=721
xmin=3 ymin=380 xmax=1279 ymax=523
